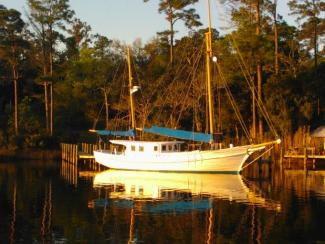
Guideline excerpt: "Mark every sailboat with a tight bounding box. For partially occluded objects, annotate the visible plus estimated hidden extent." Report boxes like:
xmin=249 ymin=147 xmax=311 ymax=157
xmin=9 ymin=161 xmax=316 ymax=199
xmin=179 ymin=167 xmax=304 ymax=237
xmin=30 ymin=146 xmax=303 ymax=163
xmin=91 ymin=1 xmax=281 ymax=173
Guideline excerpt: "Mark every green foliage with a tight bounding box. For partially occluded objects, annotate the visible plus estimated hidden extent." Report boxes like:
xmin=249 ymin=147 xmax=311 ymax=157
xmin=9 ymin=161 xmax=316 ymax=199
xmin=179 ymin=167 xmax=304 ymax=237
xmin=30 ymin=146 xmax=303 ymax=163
xmin=144 ymin=0 xmax=202 ymax=63
xmin=289 ymin=0 xmax=325 ymax=67
xmin=0 ymin=1 xmax=325 ymax=149
xmin=18 ymin=97 xmax=42 ymax=134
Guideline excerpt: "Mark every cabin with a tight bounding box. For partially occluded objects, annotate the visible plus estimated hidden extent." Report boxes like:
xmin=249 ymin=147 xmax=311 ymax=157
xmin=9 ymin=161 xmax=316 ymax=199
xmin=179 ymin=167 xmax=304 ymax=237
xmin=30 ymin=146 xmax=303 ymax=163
xmin=110 ymin=140 xmax=184 ymax=154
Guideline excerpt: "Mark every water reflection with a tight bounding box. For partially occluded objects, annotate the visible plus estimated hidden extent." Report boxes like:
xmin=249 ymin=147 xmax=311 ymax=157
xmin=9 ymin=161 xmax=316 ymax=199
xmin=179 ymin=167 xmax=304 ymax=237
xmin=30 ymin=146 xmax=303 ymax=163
xmin=9 ymin=180 xmax=16 ymax=244
xmin=60 ymin=159 xmax=78 ymax=186
xmin=91 ymin=170 xmax=283 ymax=243
xmin=1 ymin=161 xmax=325 ymax=243
xmin=92 ymin=170 xmax=281 ymax=212
xmin=284 ymin=170 xmax=325 ymax=201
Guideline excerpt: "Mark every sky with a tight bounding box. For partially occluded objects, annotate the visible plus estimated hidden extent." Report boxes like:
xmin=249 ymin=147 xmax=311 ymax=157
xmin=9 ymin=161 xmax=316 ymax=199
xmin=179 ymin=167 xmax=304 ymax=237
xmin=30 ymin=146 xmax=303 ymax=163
xmin=1 ymin=0 xmax=293 ymax=44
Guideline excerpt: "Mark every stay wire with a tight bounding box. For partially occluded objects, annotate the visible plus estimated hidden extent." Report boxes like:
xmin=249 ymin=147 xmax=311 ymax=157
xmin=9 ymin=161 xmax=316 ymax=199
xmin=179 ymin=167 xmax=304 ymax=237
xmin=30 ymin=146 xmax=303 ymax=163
xmin=229 ymin=35 xmax=279 ymax=139
xmin=217 ymin=63 xmax=253 ymax=143
xmin=214 ymin=0 xmax=279 ymax=140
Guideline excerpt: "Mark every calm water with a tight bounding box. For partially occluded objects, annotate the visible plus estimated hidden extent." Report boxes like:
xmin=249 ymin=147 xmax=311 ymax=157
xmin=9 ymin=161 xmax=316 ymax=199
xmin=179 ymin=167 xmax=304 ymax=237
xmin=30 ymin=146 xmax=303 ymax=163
xmin=1 ymin=160 xmax=325 ymax=243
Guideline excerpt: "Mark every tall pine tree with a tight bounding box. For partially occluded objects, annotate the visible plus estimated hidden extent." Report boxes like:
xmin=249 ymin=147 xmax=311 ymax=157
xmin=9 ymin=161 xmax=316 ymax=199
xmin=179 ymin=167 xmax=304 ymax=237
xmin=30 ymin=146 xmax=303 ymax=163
xmin=27 ymin=0 xmax=74 ymax=135
xmin=144 ymin=0 xmax=202 ymax=64
xmin=289 ymin=0 xmax=325 ymax=68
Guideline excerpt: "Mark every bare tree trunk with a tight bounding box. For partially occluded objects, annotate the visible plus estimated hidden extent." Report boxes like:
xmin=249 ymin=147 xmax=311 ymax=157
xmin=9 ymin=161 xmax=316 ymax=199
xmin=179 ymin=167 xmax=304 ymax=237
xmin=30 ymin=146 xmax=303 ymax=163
xmin=50 ymin=83 xmax=53 ymax=136
xmin=257 ymin=64 xmax=263 ymax=139
xmin=41 ymin=25 xmax=49 ymax=134
xmin=252 ymin=77 xmax=256 ymax=140
xmin=49 ymin=26 xmax=54 ymax=136
xmin=44 ymin=81 xmax=49 ymax=133
xmin=103 ymin=89 xmax=109 ymax=129
xmin=256 ymin=0 xmax=263 ymax=140
xmin=249 ymin=3 xmax=256 ymax=140
xmin=217 ymin=82 xmax=221 ymax=133
xmin=194 ymin=103 xmax=200 ymax=131
xmin=13 ymin=66 xmax=18 ymax=135
xmin=10 ymin=42 xmax=19 ymax=135
xmin=169 ymin=17 xmax=174 ymax=64
xmin=274 ymin=0 xmax=279 ymax=75
xmin=313 ymin=14 xmax=318 ymax=69
xmin=168 ymin=4 xmax=174 ymax=64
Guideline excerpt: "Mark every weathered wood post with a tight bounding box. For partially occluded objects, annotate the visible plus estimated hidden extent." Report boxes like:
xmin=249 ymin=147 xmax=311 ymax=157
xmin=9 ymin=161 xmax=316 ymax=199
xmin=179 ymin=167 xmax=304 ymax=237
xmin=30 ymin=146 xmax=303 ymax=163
xmin=60 ymin=143 xmax=63 ymax=160
xmin=279 ymin=146 xmax=283 ymax=171
xmin=74 ymin=144 xmax=77 ymax=164
xmin=303 ymin=147 xmax=307 ymax=172
xmin=62 ymin=143 xmax=65 ymax=161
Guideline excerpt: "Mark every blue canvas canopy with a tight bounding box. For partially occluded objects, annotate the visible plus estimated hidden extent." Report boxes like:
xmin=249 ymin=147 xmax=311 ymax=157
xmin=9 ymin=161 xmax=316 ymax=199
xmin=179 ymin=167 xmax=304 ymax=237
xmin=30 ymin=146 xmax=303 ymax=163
xmin=91 ymin=129 xmax=135 ymax=137
xmin=143 ymin=126 xmax=213 ymax=143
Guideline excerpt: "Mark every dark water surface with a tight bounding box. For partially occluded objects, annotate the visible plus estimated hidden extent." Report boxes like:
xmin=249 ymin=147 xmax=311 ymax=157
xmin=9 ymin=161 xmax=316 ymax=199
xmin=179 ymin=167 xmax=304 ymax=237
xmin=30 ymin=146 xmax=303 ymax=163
xmin=1 ymin=160 xmax=325 ymax=243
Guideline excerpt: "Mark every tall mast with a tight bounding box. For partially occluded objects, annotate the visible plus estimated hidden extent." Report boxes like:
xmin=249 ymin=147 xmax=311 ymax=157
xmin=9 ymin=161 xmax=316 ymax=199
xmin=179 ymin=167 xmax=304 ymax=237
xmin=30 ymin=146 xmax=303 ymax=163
xmin=207 ymin=0 xmax=212 ymax=37
xmin=206 ymin=0 xmax=214 ymax=138
xmin=127 ymin=47 xmax=136 ymax=130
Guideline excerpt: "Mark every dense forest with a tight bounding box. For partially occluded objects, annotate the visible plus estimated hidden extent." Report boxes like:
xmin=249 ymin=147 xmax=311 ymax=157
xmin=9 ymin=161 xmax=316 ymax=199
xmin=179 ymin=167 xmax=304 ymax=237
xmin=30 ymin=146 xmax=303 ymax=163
xmin=0 ymin=0 xmax=324 ymax=149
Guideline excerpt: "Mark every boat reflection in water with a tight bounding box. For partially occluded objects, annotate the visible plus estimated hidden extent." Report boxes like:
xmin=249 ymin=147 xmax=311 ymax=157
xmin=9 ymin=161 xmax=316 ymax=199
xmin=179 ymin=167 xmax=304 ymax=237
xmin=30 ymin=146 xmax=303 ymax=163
xmin=284 ymin=170 xmax=325 ymax=200
xmin=92 ymin=170 xmax=281 ymax=212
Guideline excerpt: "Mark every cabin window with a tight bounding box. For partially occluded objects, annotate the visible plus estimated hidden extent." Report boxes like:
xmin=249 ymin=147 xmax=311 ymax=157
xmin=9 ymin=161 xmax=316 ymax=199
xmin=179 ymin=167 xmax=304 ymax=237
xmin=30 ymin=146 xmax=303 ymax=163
xmin=154 ymin=146 xmax=158 ymax=151
xmin=168 ymin=145 xmax=172 ymax=151
xmin=139 ymin=146 xmax=144 ymax=152
xmin=162 ymin=145 xmax=166 ymax=151
xmin=174 ymin=145 xmax=178 ymax=151
xmin=131 ymin=145 xmax=136 ymax=151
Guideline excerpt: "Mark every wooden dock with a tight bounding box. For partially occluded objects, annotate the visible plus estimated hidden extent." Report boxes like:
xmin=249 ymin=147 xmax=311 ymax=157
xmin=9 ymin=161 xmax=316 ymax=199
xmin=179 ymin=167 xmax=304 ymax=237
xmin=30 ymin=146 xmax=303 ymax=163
xmin=59 ymin=143 xmax=108 ymax=186
xmin=60 ymin=143 xmax=101 ymax=171
xmin=284 ymin=146 xmax=325 ymax=171
xmin=284 ymin=154 xmax=325 ymax=159
xmin=284 ymin=146 xmax=325 ymax=160
xmin=282 ymin=126 xmax=325 ymax=169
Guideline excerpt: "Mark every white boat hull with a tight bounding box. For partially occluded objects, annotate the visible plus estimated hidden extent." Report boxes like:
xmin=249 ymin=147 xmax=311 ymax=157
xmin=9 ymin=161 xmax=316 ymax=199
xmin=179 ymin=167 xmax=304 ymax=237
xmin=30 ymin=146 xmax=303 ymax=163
xmin=94 ymin=145 xmax=253 ymax=173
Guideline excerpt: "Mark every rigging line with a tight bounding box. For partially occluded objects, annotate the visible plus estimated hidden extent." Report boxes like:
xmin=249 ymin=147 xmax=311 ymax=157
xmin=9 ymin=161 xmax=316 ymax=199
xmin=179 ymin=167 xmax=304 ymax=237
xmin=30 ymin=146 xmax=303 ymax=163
xmin=232 ymin=36 xmax=278 ymax=139
xmin=112 ymin=66 xmax=124 ymax=131
xmin=130 ymin=49 xmax=142 ymax=89
xmin=223 ymin=83 xmax=251 ymax=142
xmin=175 ymin=42 xmax=205 ymax=126
xmin=218 ymin=6 xmax=277 ymax=135
xmin=217 ymin=63 xmax=252 ymax=142
xmin=113 ymin=62 xmax=129 ymax=132
xmin=152 ymin=71 xmax=181 ymax=123
xmin=109 ymin=60 xmax=123 ymax=131
xmin=156 ymin=41 xmax=204 ymax=125
xmin=217 ymin=60 xmax=252 ymax=141
xmin=169 ymin=41 xmax=205 ymax=127
xmin=92 ymin=102 xmax=104 ymax=130
xmin=141 ymin=76 xmax=165 ymax=120
xmin=146 ymin=38 xmax=205 ymax=126
xmin=229 ymin=35 xmax=279 ymax=138
xmin=241 ymin=145 xmax=274 ymax=170
xmin=217 ymin=63 xmax=250 ymax=137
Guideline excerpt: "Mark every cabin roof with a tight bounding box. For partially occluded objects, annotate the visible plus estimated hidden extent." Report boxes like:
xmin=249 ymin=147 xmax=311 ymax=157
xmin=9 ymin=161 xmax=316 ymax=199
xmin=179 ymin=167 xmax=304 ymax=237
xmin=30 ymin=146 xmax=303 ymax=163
xmin=110 ymin=140 xmax=184 ymax=146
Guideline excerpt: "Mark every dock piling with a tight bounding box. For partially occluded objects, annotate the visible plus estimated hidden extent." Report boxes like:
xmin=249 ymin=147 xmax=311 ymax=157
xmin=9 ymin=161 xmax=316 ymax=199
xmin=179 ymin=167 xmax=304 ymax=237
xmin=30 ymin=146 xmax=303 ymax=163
xmin=60 ymin=142 xmax=101 ymax=170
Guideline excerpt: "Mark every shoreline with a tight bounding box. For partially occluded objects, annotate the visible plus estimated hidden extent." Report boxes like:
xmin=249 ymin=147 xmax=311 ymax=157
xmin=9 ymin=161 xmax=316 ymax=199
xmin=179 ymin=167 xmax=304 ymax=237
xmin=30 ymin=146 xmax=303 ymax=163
xmin=0 ymin=148 xmax=61 ymax=161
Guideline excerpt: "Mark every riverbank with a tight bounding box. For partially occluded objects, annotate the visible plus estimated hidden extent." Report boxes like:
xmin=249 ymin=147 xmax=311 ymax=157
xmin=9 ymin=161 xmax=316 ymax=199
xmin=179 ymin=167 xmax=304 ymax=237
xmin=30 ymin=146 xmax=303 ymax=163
xmin=0 ymin=148 xmax=60 ymax=161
